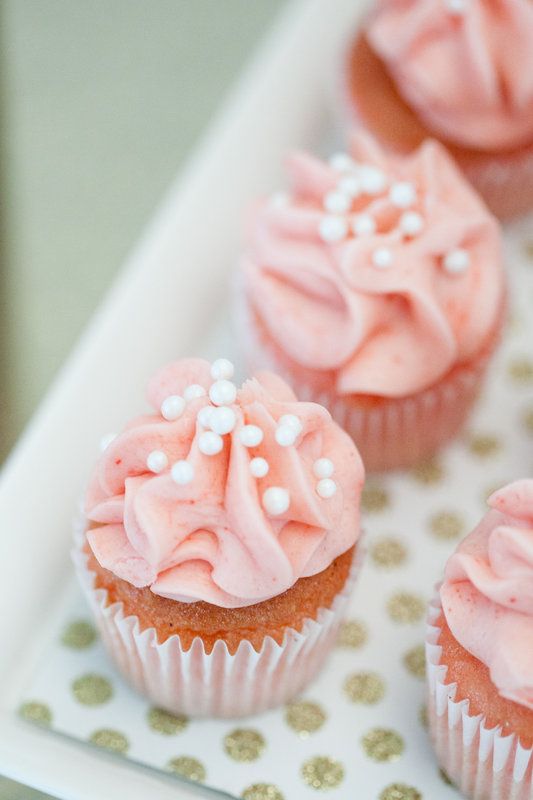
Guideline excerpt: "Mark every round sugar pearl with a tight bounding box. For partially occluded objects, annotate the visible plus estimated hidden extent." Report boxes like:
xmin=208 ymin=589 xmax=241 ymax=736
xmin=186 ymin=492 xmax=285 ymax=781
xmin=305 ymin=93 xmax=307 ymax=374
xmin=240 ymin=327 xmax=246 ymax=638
xmin=161 ymin=395 xmax=185 ymax=421
xmin=360 ymin=165 xmax=386 ymax=195
xmin=197 ymin=405 xmax=214 ymax=428
xmin=443 ymin=248 xmax=470 ymax=275
xmin=275 ymin=425 xmax=297 ymax=447
xmin=146 ymin=450 xmax=168 ymax=473
xmin=400 ymin=211 xmax=424 ymax=237
xmin=279 ymin=414 xmax=302 ymax=433
xmin=209 ymin=406 xmax=236 ymax=435
xmin=352 ymin=214 xmax=376 ymax=237
xmin=318 ymin=215 xmax=348 ymax=244
xmin=389 ymin=181 xmax=416 ymax=208
xmin=184 ymin=384 xmax=206 ymax=402
xmin=313 ymin=458 xmax=334 ymax=479
xmin=210 ymin=358 xmax=234 ymax=381
xmin=324 ymin=190 xmax=351 ymax=215
xmin=209 ymin=379 xmax=237 ymax=406
xmin=372 ymin=248 xmax=393 ymax=269
xmin=239 ymin=425 xmax=264 ymax=447
xmin=198 ymin=431 xmax=223 ymax=456
xmin=171 ymin=460 xmax=194 ymax=485
xmin=316 ymin=478 xmax=337 ymax=498
xmin=262 ymin=487 xmax=290 ymax=516
xmin=250 ymin=457 xmax=269 ymax=478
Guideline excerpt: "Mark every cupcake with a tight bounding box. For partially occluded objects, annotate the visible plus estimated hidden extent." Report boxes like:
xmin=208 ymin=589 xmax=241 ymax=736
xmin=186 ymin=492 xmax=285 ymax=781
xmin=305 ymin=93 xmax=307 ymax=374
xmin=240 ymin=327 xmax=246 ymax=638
xmin=343 ymin=0 xmax=533 ymax=220
xmin=239 ymin=134 xmax=505 ymax=471
xmin=74 ymin=358 xmax=364 ymax=718
xmin=426 ymin=479 xmax=533 ymax=799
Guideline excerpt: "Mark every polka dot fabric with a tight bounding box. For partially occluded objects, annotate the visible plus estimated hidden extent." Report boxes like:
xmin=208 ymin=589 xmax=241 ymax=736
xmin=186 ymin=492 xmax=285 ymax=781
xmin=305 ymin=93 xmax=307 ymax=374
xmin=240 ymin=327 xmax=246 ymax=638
xmin=17 ymin=219 xmax=533 ymax=797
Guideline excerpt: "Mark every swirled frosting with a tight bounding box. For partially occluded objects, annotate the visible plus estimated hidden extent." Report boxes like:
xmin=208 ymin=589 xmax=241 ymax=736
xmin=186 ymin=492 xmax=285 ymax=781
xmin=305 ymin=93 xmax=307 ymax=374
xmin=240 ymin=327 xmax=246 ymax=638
xmin=242 ymin=134 xmax=503 ymax=399
xmin=366 ymin=0 xmax=533 ymax=151
xmin=441 ymin=480 xmax=533 ymax=710
xmin=85 ymin=359 xmax=364 ymax=608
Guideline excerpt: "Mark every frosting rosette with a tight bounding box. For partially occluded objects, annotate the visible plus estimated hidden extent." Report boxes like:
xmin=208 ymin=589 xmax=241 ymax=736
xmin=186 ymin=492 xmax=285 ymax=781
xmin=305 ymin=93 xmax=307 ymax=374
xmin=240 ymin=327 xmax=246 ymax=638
xmin=85 ymin=359 xmax=364 ymax=609
xmin=242 ymin=134 xmax=503 ymax=399
xmin=441 ymin=479 xmax=533 ymax=711
xmin=366 ymin=0 xmax=533 ymax=151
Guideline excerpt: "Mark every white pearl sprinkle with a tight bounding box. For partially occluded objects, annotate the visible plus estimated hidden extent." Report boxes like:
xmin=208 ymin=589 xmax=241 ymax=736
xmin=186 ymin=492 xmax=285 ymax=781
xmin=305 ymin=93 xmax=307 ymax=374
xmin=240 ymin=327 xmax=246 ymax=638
xmin=360 ymin=165 xmax=387 ymax=195
xmin=250 ymin=457 xmax=269 ymax=478
xmin=171 ymin=460 xmax=194 ymax=485
xmin=239 ymin=424 xmax=264 ymax=447
xmin=161 ymin=395 xmax=186 ymax=421
xmin=316 ymin=478 xmax=337 ymax=499
xmin=198 ymin=431 xmax=223 ymax=456
xmin=99 ymin=432 xmax=116 ymax=452
xmin=210 ymin=358 xmax=235 ymax=381
xmin=209 ymin=379 xmax=237 ymax=406
xmin=197 ymin=405 xmax=214 ymax=428
xmin=372 ymin=247 xmax=393 ymax=269
xmin=324 ymin=190 xmax=351 ymax=215
xmin=446 ymin=0 xmax=466 ymax=14
xmin=352 ymin=213 xmax=376 ymax=237
xmin=329 ymin=152 xmax=354 ymax=172
xmin=399 ymin=211 xmax=424 ymax=237
xmin=389 ymin=181 xmax=417 ymax=208
xmin=146 ymin=450 xmax=168 ymax=473
xmin=443 ymin=248 xmax=470 ymax=275
xmin=313 ymin=458 xmax=334 ymax=479
xmin=262 ymin=486 xmax=290 ymax=516
xmin=275 ymin=424 xmax=298 ymax=447
xmin=184 ymin=384 xmax=206 ymax=402
xmin=338 ymin=174 xmax=361 ymax=197
xmin=279 ymin=414 xmax=303 ymax=433
xmin=209 ymin=406 xmax=236 ymax=435
xmin=318 ymin=215 xmax=348 ymax=244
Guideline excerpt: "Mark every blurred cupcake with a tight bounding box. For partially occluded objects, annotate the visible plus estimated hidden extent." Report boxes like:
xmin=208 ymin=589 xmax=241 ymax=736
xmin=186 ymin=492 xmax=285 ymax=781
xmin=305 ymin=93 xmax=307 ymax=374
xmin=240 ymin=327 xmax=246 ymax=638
xmin=426 ymin=479 xmax=533 ymax=799
xmin=74 ymin=358 xmax=364 ymax=718
xmin=343 ymin=0 xmax=533 ymax=220
xmin=240 ymin=134 xmax=505 ymax=471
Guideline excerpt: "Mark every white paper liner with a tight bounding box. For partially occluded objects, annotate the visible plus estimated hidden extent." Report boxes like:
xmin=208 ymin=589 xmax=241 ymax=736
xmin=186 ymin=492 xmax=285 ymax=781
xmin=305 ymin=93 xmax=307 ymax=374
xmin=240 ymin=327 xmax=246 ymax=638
xmin=425 ymin=594 xmax=533 ymax=800
xmin=72 ymin=520 xmax=363 ymax=719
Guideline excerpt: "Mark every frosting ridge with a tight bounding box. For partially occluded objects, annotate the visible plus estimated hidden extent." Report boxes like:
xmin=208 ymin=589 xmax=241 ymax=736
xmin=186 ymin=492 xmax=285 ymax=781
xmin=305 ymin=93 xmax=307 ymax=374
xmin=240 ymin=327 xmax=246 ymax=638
xmin=86 ymin=359 xmax=364 ymax=608
xmin=366 ymin=0 xmax=533 ymax=151
xmin=243 ymin=134 xmax=503 ymax=399
xmin=441 ymin=479 xmax=533 ymax=711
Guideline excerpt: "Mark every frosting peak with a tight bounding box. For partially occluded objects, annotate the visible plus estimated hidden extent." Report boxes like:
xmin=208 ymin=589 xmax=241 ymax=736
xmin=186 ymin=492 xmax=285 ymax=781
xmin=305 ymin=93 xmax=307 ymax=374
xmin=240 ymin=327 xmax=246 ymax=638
xmin=441 ymin=480 xmax=533 ymax=710
xmin=86 ymin=359 xmax=364 ymax=608
xmin=367 ymin=0 xmax=533 ymax=151
xmin=243 ymin=134 xmax=503 ymax=399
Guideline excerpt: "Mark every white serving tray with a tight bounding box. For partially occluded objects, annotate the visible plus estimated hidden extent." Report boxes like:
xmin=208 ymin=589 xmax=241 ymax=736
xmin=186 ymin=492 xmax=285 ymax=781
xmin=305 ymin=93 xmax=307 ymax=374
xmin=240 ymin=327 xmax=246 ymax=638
xmin=0 ymin=1 xmax=371 ymax=797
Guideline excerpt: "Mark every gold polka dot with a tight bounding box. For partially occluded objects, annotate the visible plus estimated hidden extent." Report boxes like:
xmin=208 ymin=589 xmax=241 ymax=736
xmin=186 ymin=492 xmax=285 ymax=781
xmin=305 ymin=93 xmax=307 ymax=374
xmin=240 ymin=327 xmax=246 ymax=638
xmin=167 ymin=756 xmax=206 ymax=782
xmin=224 ymin=729 xmax=265 ymax=762
xmin=419 ymin=704 xmax=428 ymax=729
xmin=523 ymin=240 xmax=533 ymax=260
xmin=380 ymin=784 xmax=422 ymax=800
xmin=362 ymin=728 xmax=404 ymax=762
xmin=147 ymin=707 xmax=188 ymax=735
xmin=361 ymin=484 xmax=389 ymax=513
xmin=285 ymin=701 xmax=326 ymax=738
xmin=371 ymin=537 xmax=407 ymax=568
xmin=72 ymin=674 xmax=112 ymax=706
xmin=61 ymin=619 xmax=97 ymax=649
xmin=403 ymin=645 xmax=426 ymax=679
xmin=241 ymin=784 xmax=285 ymax=800
xmin=439 ymin=768 xmax=453 ymax=786
xmin=89 ymin=729 xmax=129 ymax=754
xmin=522 ymin=407 xmax=533 ymax=434
xmin=301 ymin=756 xmax=344 ymax=790
xmin=468 ymin=433 xmax=501 ymax=458
xmin=429 ymin=511 xmax=464 ymax=541
xmin=387 ymin=592 xmax=425 ymax=624
xmin=19 ymin=701 xmax=52 ymax=727
xmin=508 ymin=357 xmax=533 ymax=384
xmin=410 ymin=459 xmax=443 ymax=485
xmin=343 ymin=672 xmax=385 ymax=704
xmin=337 ymin=619 xmax=367 ymax=649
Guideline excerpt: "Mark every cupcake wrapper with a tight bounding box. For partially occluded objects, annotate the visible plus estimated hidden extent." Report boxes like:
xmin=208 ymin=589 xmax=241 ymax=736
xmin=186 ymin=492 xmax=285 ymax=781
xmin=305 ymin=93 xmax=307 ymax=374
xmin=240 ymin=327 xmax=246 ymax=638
xmin=426 ymin=595 xmax=533 ymax=800
xmin=73 ymin=519 xmax=363 ymax=718
xmin=238 ymin=283 xmax=495 ymax=471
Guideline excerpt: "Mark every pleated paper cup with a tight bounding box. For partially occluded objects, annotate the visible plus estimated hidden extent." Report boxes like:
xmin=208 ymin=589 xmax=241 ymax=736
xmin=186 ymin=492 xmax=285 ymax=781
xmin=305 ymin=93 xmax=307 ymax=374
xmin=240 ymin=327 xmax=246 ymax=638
xmin=426 ymin=595 xmax=533 ymax=800
xmin=73 ymin=521 xmax=363 ymax=719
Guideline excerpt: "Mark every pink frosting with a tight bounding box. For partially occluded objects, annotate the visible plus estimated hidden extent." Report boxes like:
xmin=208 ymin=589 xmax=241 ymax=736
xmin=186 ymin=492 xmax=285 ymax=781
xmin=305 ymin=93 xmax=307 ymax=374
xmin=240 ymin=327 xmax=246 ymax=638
xmin=243 ymin=135 xmax=503 ymax=399
xmin=366 ymin=0 xmax=533 ymax=151
xmin=441 ymin=480 xmax=533 ymax=711
xmin=85 ymin=359 xmax=364 ymax=609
